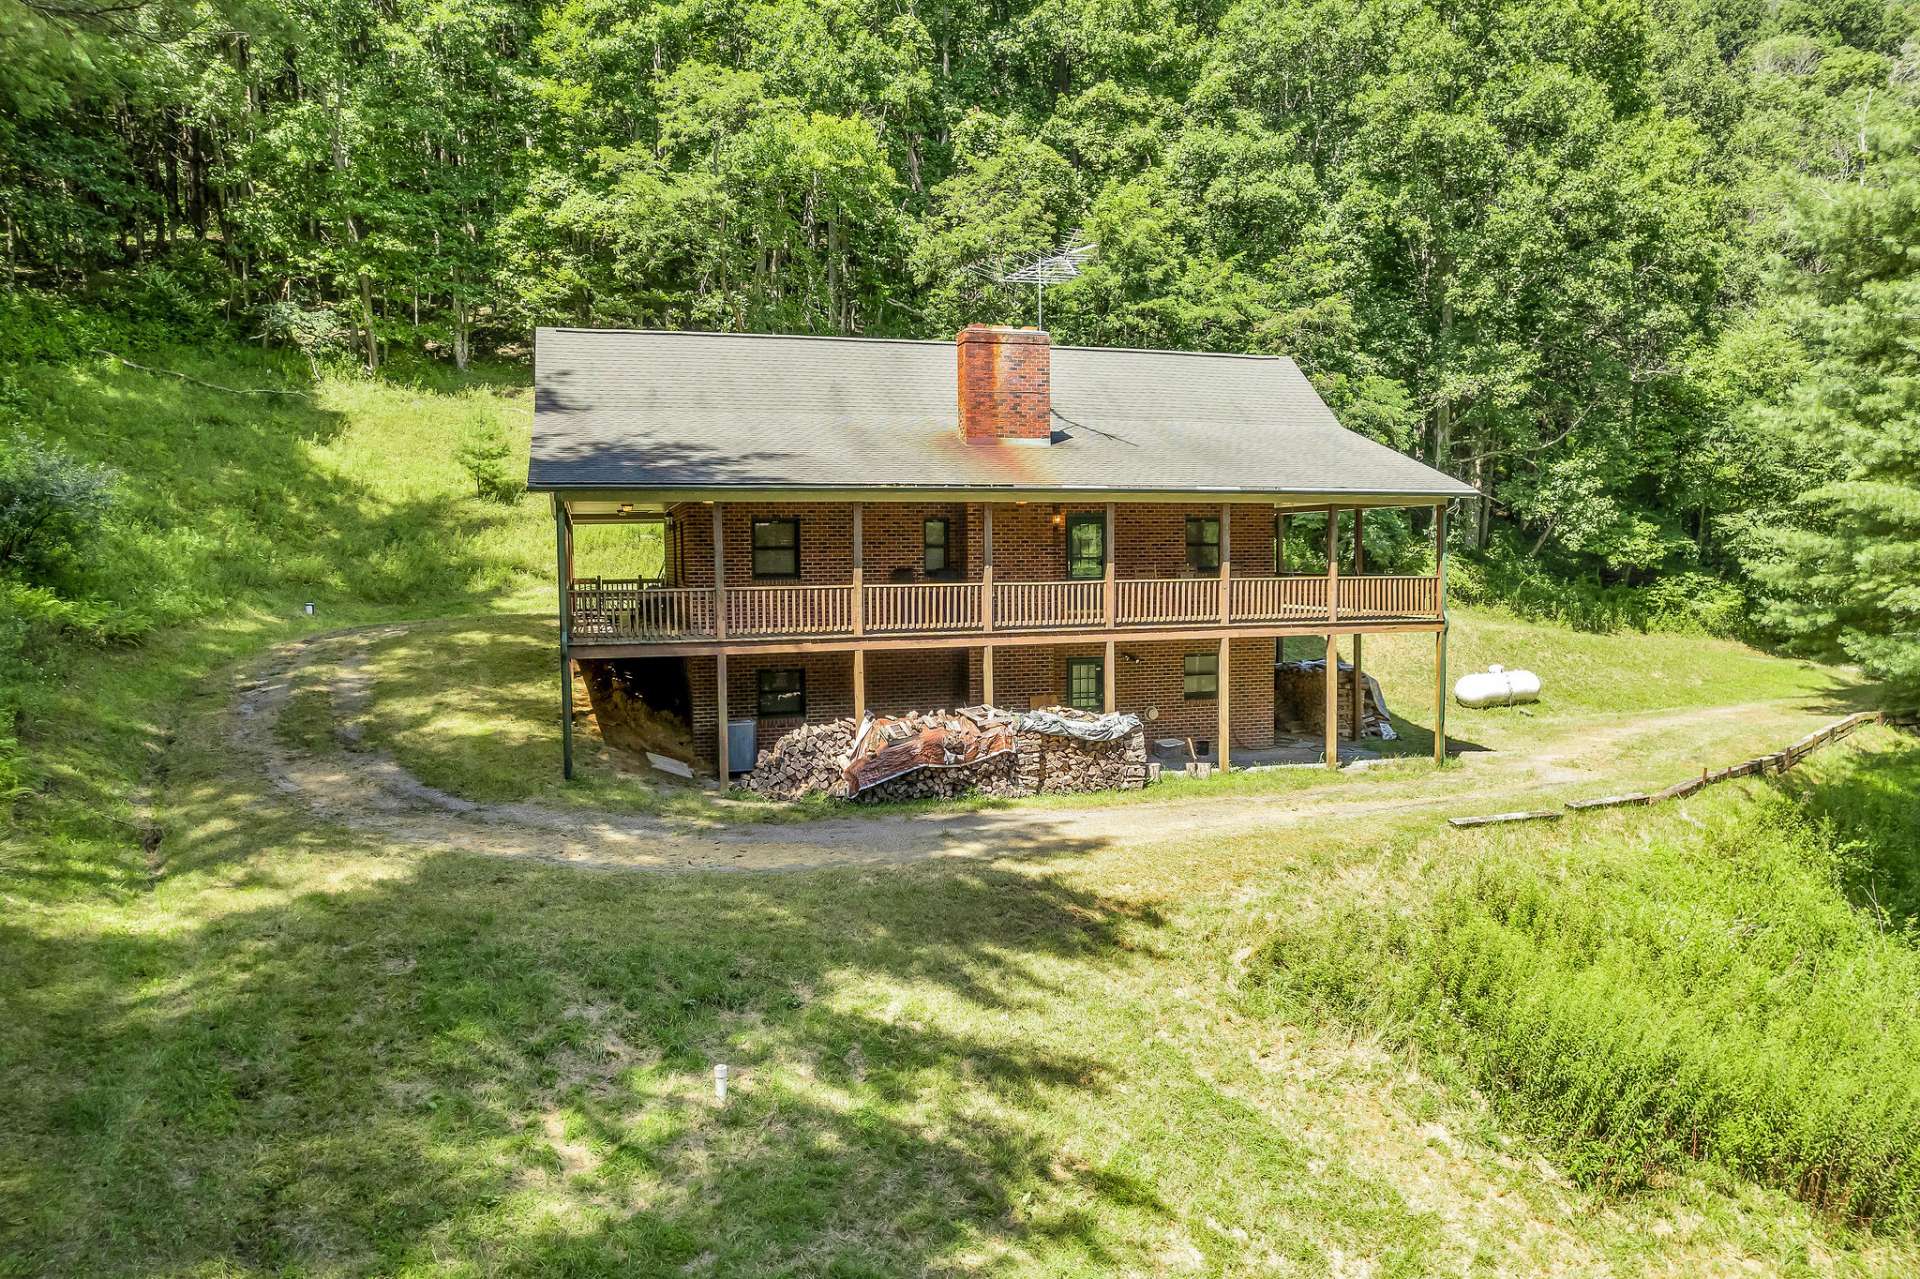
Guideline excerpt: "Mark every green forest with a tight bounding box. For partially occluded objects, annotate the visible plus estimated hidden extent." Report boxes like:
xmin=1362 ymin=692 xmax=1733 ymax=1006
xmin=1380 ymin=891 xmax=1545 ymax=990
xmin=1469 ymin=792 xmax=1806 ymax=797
xmin=3 ymin=0 xmax=1918 ymax=686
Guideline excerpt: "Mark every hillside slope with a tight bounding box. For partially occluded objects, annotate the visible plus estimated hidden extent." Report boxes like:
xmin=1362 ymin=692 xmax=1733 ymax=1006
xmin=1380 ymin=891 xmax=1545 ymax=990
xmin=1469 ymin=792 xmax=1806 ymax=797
xmin=2 ymin=343 xmax=1916 ymax=1275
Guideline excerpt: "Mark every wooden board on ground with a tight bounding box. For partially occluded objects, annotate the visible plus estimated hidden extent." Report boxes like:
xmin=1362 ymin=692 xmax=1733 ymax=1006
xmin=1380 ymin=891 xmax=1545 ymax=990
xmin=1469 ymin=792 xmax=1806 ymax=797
xmin=1448 ymin=810 xmax=1562 ymax=828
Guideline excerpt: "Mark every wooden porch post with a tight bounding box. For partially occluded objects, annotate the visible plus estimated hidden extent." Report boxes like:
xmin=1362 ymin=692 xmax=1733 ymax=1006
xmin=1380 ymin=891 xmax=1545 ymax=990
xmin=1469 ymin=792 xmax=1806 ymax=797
xmin=1277 ymin=512 xmax=1288 ymax=574
xmin=1103 ymin=640 xmax=1116 ymax=714
xmin=982 ymin=503 xmax=995 ymax=632
xmin=711 ymin=503 xmax=727 ymax=641
xmin=983 ymin=644 xmax=995 ymax=706
xmin=1434 ymin=502 xmax=1449 ymax=765
xmin=1324 ymin=505 xmax=1339 ymax=624
xmin=1351 ymin=508 xmax=1365 ymax=742
xmin=1103 ymin=502 xmax=1116 ymax=627
xmin=1324 ymin=633 xmax=1340 ymax=769
xmin=851 ymin=502 xmax=864 ymax=637
xmin=1218 ymin=501 xmax=1232 ymax=624
xmin=715 ymin=651 xmax=730 ymax=781
xmin=554 ymin=496 xmax=574 ymax=781
xmin=1217 ymin=636 xmax=1231 ymax=773
xmin=853 ymin=648 xmax=866 ymax=722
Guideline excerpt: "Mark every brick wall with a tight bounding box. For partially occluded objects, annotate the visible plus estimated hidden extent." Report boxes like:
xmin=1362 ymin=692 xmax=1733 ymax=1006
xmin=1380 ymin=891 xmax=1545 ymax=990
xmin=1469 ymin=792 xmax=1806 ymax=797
xmin=686 ymin=647 xmax=969 ymax=767
xmin=666 ymin=500 xmax=1288 ymax=586
xmin=656 ymin=497 xmax=1304 ymax=768
xmin=683 ymin=637 xmax=1276 ymax=769
xmin=964 ymin=637 xmax=1275 ymax=752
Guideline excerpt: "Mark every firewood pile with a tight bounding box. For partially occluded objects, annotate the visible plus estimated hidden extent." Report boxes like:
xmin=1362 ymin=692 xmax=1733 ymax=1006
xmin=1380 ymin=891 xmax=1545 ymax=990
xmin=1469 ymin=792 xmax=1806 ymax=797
xmin=1275 ymin=659 xmax=1394 ymax=740
xmin=744 ymin=704 xmax=1148 ymax=803
xmin=1012 ymin=712 xmax=1149 ymax=796
xmin=743 ymin=719 xmax=857 ymax=800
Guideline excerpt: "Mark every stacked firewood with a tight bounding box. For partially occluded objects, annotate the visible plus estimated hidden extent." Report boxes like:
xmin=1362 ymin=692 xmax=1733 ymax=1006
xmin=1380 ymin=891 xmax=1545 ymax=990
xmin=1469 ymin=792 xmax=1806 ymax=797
xmin=744 ymin=720 xmax=856 ymax=801
xmin=743 ymin=705 xmax=1148 ymax=803
xmin=1013 ymin=721 xmax=1149 ymax=794
xmin=1275 ymin=660 xmax=1392 ymax=739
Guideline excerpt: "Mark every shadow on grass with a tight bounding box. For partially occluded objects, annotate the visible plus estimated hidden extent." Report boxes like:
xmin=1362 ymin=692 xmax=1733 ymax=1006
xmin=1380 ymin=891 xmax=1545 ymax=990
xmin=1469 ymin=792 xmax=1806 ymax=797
xmin=1789 ymin=733 xmax=1920 ymax=934
xmin=8 ymin=345 xmax=550 ymax=904
xmin=5 ymin=822 xmax=1178 ymax=1273
xmin=1374 ymin=712 xmax=1491 ymax=760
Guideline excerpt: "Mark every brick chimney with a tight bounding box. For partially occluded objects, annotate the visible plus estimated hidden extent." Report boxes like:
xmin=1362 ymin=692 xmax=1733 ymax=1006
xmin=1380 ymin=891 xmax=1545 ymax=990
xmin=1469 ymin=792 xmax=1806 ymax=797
xmin=957 ymin=325 xmax=1052 ymax=445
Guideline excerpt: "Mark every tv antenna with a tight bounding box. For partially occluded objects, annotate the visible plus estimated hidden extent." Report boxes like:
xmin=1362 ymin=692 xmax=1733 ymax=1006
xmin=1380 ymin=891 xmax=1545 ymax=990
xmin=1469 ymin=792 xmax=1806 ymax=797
xmin=990 ymin=238 xmax=1095 ymax=329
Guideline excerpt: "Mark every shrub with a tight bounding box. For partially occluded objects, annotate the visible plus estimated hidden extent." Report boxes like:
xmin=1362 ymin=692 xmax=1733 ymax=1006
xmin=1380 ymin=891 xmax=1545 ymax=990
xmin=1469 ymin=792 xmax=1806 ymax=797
xmin=0 ymin=434 xmax=117 ymax=584
xmin=456 ymin=422 xmax=526 ymax=505
xmin=1254 ymin=780 xmax=1920 ymax=1229
xmin=1448 ymin=531 xmax=1750 ymax=636
xmin=259 ymin=300 xmax=354 ymax=378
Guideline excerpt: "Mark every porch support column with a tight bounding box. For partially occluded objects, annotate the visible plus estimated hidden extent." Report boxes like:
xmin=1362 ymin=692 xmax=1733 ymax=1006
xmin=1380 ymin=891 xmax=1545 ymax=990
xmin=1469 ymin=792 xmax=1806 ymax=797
xmin=1350 ymin=508 xmax=1365 ymax=742
xmin=554 ymin=496 xmax=574 ymax=781
xmin=1219 ymin=502 xmax=1232 ymax=624
xmin=1277 ymin=512 xmax=1288 ymax=574
xmin=982 ymin=504 xmax=995 ymax=632
xmin=1325 ymin=505 xmax=1339 ymax=625
xmin=715 ymin=651 xmax=730 ymax=781
xmin=712 ymin=503 xmax=727 ymax=641
xmin=853 ymin=648 xmax=866 ymax=723
xmin=851 ymin=502 xmax=864 ymax=637
xmin=1103 ymin=502 xmax=1116 ymax=627
xmin=1434 ymin=502 xmax=1449 ymax=765
xmin=1103 ymin=640 xmax=1116 ymax=714
xmin=1217 ymin=635 xmax=1231 ymax=773
xmin=1324 ymin=633 xmax=1340 ymax=769
xmin=982 ymin=644 xmax=995 ymax=706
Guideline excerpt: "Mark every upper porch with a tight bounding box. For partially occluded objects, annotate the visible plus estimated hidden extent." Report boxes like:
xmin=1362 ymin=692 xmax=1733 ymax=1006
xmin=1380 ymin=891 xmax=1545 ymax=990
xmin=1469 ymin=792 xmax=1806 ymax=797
xmin=559 ymin=497 xmax=1446 ymax=652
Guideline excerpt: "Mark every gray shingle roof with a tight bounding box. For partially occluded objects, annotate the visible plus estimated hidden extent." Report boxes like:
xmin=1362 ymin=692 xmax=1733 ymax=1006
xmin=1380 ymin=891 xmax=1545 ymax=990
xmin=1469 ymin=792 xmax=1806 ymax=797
xmin=529 ymin=328 xmax=1478 ymax=500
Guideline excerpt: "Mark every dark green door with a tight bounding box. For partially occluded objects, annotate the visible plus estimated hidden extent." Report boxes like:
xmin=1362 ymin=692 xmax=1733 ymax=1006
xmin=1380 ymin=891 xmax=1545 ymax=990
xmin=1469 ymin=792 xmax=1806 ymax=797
xmin=1065 ymin=513 xmax=1105 ymax=579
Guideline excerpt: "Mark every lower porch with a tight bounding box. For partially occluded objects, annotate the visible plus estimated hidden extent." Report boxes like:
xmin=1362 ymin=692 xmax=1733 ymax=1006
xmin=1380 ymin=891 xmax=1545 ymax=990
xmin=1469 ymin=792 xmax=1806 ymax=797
xmin=572 ymin=628 xmax=1448 ymax=784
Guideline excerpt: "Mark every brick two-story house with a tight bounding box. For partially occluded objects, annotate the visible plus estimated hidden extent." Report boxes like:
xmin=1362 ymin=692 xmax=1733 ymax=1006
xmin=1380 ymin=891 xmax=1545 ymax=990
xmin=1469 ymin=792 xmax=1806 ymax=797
xmin=528 ymin=325 xmax=1477 ymax=781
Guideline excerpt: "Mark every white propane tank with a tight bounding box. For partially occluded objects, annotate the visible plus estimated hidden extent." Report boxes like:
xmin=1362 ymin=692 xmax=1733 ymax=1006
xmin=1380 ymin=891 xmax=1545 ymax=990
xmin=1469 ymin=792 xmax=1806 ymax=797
xmin=1454 ymin=663 xmax=1543 ymax=709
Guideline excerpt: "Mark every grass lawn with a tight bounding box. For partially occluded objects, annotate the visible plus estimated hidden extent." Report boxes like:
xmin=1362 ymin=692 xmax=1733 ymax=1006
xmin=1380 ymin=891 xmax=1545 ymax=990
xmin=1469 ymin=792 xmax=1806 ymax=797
xmin=5 ymin=340 xmax=1919 ymax=1275
xmin=300 ymin=605 xmax=1859 ymax=828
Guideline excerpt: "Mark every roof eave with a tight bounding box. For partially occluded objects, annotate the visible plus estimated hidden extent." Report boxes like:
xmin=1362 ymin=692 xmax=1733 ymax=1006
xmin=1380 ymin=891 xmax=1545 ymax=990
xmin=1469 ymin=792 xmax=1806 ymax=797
xmin=528 ymin=480 xmax=1481 ymax=505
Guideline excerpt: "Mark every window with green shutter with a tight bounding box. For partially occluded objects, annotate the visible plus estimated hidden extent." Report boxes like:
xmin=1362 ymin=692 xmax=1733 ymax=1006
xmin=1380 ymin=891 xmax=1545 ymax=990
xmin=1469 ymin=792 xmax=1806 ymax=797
xmin=757 ymin=668 xmax=806 ymax=716
xmin=1065 ymin=657 xmax=1103 ymax=711
xmin=751 ymin=518 xmax=799 ymax=579
xmin=1185 ymin=516 xmax=1220 ymax=571
xmin=923 ymin=518 xmax=950 ymax=574
xmin=1183 ymin=651 xmax=1219 ymax=699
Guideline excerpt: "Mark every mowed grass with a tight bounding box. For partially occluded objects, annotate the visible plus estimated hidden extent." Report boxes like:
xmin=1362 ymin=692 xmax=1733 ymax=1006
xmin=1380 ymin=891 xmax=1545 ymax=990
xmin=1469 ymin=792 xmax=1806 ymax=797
xmin=323 ymin=606 xmax=1862 ymax=827
xmin=6 ymin=340 xmax=1920 ymax=1275
xmin=1252 ymin=732 xmax=1920 ymax=1233
xmin=10 ymin=678 xmax=1920 ymax=1274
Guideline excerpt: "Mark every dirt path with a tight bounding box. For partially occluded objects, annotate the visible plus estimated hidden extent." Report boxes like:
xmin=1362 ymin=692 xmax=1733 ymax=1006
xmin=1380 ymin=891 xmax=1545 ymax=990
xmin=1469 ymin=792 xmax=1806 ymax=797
xmin=228 ymin=624 xmax=1816 ymax=874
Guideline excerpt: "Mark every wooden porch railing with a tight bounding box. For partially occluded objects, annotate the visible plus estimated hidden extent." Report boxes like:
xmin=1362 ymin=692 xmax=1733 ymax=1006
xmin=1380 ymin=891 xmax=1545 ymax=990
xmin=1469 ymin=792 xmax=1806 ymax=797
xmin=726 ymin=585 xmax=854 ymax=636
xmin=568 ymin=582 xmax=715 ymax=641
xmin=1116 ymin=577 xmax=1221 ymax=625
xmin=864 ymin=582 xmax=981 ymax=633
xmin=1336 ymin=575 xmax=1437 ymax=620
xmin=567 ymin=574 xmax=1441 ymax=643
xmin=1229 ymin=575 xmax=1328 ymax=622
xmin=992 ymin=579 xmax=1104 ymax=630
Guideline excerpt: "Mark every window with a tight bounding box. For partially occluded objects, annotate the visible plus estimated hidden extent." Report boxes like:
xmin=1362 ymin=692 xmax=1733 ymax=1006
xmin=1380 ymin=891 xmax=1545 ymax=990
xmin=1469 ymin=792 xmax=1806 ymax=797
xmin=1065 ymin=513 xmax=1105 ymax=580
xmin=1065 ymin=656 xmax=1103 ymax=711
xmin=751 ymin=518 xmax=799 ymax=579
xmin=923 ymin=518 xmax=951 ymax=574
xmin=757 ymin=667 xmax=806 ymax=716
xmin=1183 ymin=651 xmax=1219 ymax=699
xmin=1186 ymin=516 xmax=1221 ymax=571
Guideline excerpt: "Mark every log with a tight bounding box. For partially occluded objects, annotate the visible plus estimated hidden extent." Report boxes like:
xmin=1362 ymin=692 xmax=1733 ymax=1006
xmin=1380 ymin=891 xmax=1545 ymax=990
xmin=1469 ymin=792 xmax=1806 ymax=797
xmin=1564 ymin=792 xmax=1652 ymax=811
xmin=1448 ymin=810 xmax=1563 ymax=828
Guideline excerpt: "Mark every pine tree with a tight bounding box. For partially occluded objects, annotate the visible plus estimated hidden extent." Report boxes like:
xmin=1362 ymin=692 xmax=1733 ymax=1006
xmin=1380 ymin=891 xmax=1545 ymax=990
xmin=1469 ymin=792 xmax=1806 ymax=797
xmin=1746 ymin=107 xmax=1920 ymax=697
